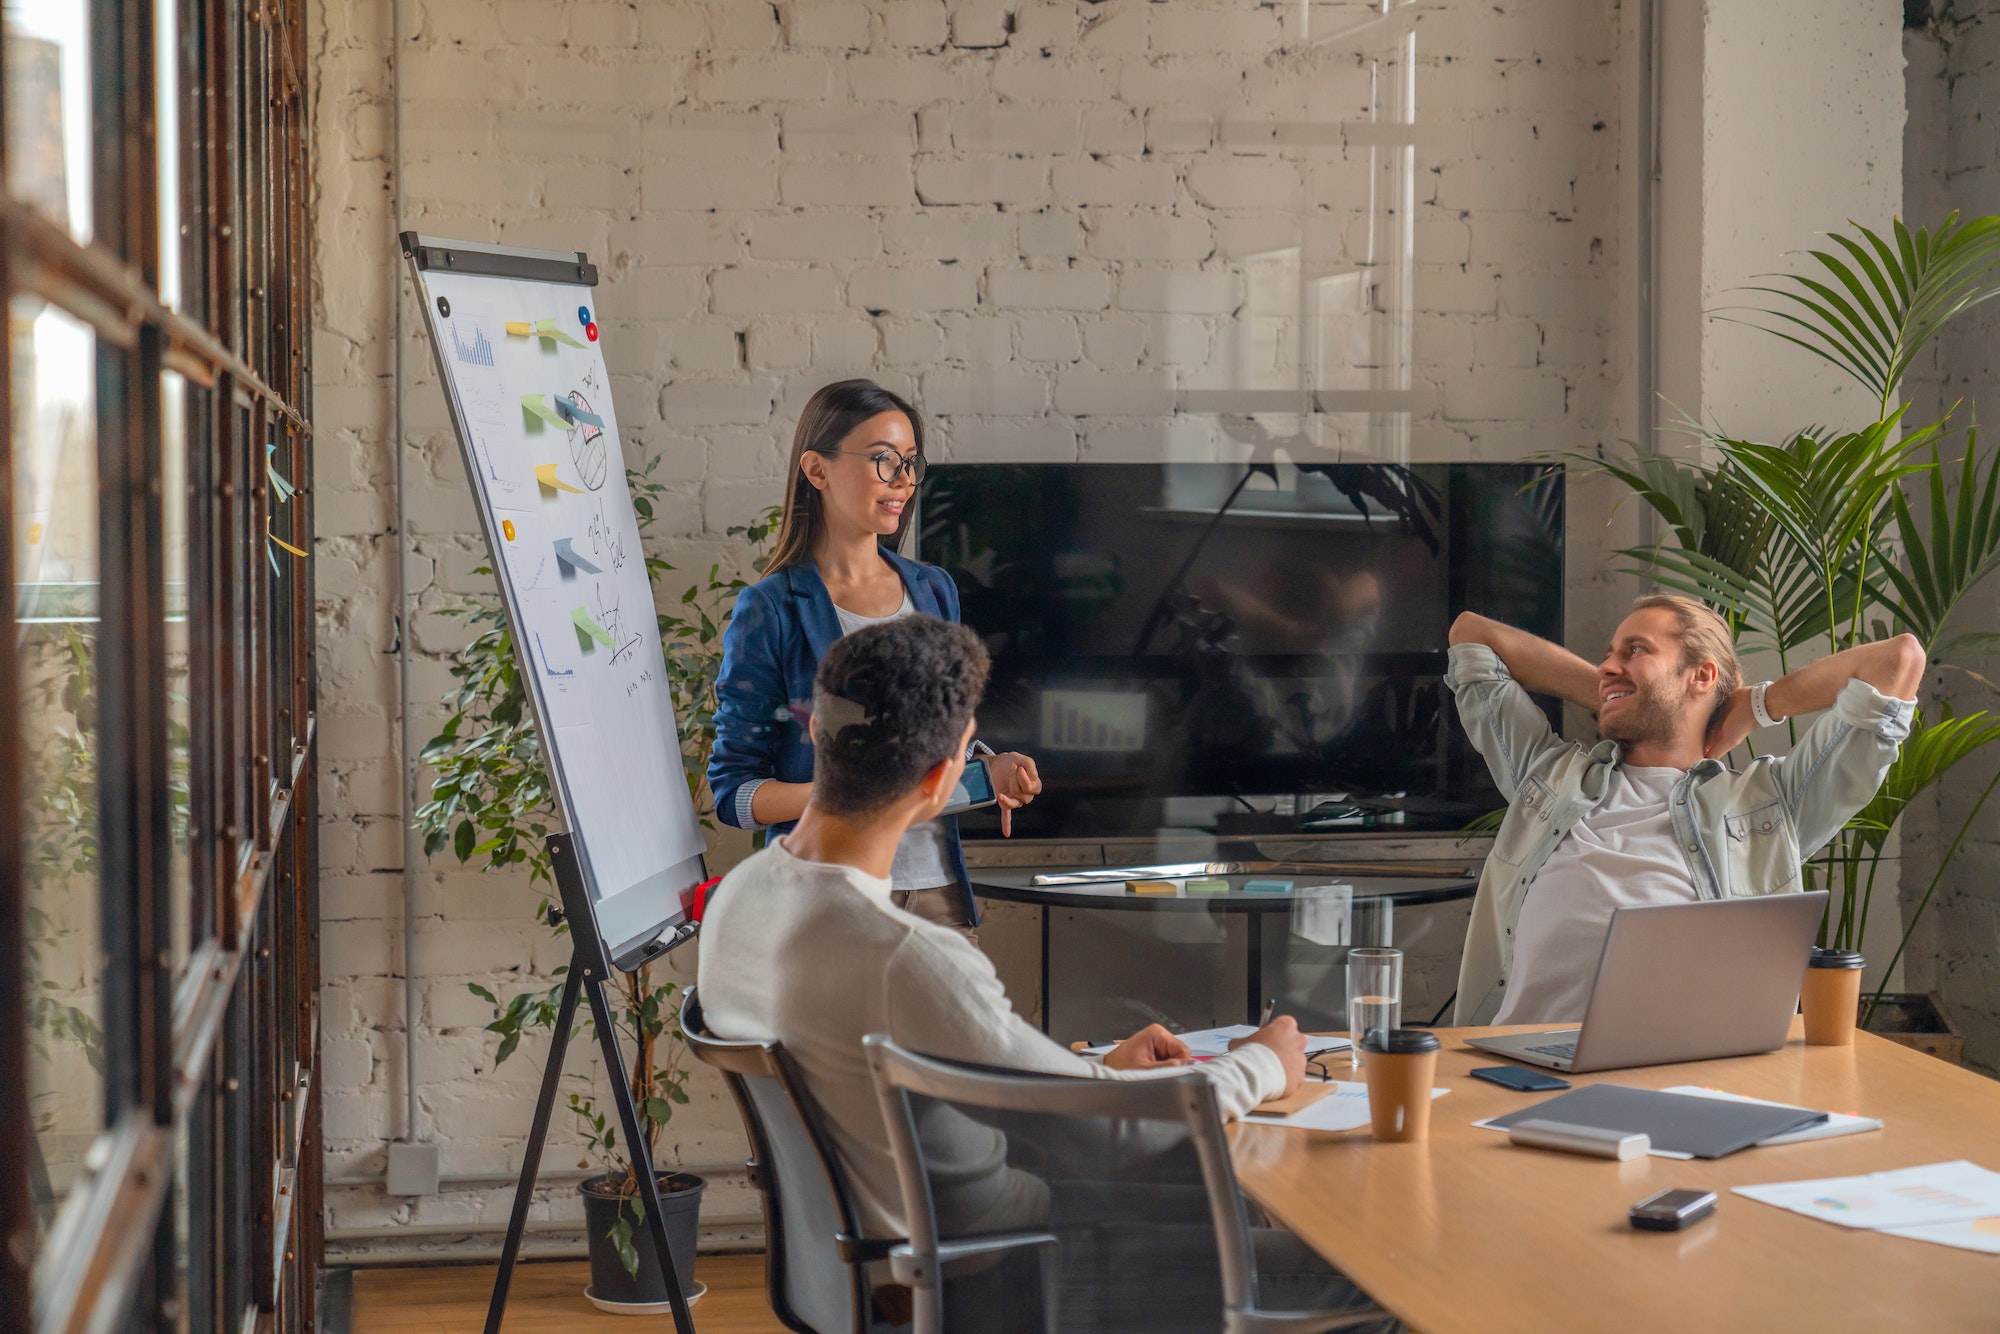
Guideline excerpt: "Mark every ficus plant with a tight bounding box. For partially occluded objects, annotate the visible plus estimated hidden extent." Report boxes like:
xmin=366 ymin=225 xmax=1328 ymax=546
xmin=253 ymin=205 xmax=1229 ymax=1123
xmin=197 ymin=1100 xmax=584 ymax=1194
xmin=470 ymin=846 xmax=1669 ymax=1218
xmin=1582 ymin=213 xmax=2000 ymax=1018
xmin=416 ymin=453 xmax=780 ymax=1274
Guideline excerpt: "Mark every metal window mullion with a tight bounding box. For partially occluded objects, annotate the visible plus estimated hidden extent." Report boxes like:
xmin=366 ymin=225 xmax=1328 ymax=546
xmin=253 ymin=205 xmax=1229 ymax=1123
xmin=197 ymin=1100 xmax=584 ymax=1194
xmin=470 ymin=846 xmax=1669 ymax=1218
xmin=0 ymin=212 xmax=34 ymax=1326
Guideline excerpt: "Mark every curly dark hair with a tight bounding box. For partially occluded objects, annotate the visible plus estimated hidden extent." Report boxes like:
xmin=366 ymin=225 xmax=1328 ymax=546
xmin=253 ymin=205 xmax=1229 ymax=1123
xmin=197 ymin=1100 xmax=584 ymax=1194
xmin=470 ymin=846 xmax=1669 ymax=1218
xmin=810 ymin=616 xmax=990 ymax=817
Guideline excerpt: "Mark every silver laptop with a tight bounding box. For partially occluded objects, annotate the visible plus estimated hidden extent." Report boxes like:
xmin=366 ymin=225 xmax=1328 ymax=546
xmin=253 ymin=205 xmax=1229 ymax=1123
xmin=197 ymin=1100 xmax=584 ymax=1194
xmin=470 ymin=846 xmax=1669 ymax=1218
xmin=1465 ymin=892 xmax=1829 ymax=1073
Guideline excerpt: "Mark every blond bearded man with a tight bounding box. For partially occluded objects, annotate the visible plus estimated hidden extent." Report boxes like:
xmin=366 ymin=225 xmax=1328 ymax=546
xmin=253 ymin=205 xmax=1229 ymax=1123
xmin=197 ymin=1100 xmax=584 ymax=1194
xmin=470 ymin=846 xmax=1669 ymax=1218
xmin=1445 ymin=594 xmax=1923 ymax=1026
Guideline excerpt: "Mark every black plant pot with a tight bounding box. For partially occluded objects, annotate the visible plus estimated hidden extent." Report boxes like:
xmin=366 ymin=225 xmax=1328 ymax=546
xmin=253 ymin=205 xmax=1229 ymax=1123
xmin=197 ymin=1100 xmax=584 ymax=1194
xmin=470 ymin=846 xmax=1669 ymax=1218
xmin=580 ymin=1171 xmax=706 ymax=1313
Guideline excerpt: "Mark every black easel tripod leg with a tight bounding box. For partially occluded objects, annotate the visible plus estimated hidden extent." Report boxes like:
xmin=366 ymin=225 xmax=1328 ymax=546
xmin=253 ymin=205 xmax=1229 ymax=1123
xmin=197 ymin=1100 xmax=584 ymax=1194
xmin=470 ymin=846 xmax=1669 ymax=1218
xmin=484 ymin=965 xmax=584 ymax=1334
xmin=584 ymin=967 xmax=697 ymax=1334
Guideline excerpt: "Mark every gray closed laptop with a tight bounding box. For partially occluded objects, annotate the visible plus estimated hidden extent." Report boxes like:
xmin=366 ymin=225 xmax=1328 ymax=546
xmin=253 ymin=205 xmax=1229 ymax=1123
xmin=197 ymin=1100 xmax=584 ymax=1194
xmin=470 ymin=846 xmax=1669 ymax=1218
xmin=1466 ymin=892 xmax=1829 ymax=1073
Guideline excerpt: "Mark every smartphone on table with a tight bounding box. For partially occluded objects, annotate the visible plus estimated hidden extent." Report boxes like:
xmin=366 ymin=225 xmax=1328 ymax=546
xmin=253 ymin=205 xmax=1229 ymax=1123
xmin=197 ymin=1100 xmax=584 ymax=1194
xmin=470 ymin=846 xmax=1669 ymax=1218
xmin=1469 ymin=1065 xmax=1571 ymax=1092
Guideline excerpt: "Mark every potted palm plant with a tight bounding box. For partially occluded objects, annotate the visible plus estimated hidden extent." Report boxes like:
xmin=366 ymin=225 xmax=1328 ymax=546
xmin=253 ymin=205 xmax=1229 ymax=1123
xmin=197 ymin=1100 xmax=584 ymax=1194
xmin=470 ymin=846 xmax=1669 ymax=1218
xmin=1584 ymin=213 xmax=2000 ymax=1057
xmin=417 ymin=455 xmax=780 ymax=1307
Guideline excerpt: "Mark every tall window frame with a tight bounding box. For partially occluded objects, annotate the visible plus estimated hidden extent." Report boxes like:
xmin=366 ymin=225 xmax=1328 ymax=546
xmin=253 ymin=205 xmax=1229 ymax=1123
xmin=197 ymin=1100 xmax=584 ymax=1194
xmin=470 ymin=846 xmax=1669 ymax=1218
xmin=1 ymin=0 xmax=318 ymax=1329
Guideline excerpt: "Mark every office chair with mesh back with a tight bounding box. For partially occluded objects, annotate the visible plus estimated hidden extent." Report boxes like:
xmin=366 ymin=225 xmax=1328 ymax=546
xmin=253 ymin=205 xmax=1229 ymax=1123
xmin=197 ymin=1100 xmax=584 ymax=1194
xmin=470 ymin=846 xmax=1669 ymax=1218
xmin=863 ymin=1034 xmax=1393 ymax=1334
xmin=682 ymin=990 xmax=905 ymax=1333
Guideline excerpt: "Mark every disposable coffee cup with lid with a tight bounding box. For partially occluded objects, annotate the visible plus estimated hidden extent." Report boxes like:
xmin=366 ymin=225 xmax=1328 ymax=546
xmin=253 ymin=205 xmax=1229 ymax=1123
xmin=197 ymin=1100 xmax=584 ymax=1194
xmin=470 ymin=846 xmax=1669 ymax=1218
xmin=1808 ymin=948 xmax=1864 ymax=970
xmin=1802 ymin=948 xmax=1864 ymax=1045
xmin=1360 ymin=1029 xmax=1440 ymax=1141
xmin=1361 ymin=1029 xmax=1442 ymax=1056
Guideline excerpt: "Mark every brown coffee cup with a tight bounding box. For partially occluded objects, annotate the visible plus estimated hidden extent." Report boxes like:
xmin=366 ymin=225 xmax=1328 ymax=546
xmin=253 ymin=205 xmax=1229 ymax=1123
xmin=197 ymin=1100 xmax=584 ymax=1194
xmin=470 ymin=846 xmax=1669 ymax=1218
xmin=1360 ymin=1029 xmax=1441 ymax=1141
xmin=1801 ymin=948 xmax=1864 ymax=1045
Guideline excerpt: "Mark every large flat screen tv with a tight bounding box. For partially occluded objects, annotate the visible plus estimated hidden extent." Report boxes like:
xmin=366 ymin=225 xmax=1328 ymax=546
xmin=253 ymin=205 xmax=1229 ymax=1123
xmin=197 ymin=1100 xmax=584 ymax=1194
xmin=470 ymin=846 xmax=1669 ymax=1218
xmin=918 ymin=462 xmax=1563 ymax=839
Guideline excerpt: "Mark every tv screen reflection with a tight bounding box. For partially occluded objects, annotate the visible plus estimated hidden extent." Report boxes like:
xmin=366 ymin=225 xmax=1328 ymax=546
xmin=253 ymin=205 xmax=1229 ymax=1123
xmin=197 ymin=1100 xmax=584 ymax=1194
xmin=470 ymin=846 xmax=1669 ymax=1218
xmin=919 ymin=462 xmax=1563 ymax=839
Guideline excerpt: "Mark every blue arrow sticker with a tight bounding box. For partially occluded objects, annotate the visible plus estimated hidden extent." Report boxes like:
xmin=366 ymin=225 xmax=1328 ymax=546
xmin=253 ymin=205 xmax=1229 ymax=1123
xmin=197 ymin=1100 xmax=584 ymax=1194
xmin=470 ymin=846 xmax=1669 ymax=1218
xmin=553 ymin=537 xmax=602 ymax=575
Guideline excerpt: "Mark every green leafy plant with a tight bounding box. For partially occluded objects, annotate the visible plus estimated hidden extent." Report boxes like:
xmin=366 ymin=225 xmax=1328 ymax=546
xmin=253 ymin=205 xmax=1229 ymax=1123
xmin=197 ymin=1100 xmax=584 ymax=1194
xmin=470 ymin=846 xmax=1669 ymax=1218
xmin=1587 ymin=214 xmax=2000 ymax=1015
xmin=417 ymin=457 xmax=779 ymax=1274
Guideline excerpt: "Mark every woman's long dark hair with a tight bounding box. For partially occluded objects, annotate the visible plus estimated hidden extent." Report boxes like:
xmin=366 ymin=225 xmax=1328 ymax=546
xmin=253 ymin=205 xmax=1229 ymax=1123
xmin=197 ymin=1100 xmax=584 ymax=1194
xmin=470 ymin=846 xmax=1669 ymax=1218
xmin=765 ymin=379 xmax=924 ymax=575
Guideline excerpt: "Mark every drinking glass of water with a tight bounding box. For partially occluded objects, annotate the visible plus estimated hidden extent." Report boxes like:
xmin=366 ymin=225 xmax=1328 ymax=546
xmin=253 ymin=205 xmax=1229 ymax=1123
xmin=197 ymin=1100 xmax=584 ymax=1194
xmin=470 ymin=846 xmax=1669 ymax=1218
xmin=1346 ymin=947 xmax=1403 ymax=1068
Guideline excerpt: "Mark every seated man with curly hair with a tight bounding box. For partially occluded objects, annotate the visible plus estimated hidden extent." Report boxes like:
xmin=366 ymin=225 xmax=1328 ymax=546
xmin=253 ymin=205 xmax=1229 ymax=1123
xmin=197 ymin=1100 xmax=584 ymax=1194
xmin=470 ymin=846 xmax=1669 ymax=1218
xmin=700 ymin=614 xmax=1385 ymax=1331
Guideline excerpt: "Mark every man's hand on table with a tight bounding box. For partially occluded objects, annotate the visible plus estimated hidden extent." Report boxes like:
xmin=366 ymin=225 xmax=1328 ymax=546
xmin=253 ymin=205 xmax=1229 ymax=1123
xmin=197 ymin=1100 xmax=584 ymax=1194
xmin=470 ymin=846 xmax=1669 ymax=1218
xmin=1102 ymin=1023 xmax=1192 ymax=1070
xmin=1230 ymin=1015 xmax=1308 ymax=1096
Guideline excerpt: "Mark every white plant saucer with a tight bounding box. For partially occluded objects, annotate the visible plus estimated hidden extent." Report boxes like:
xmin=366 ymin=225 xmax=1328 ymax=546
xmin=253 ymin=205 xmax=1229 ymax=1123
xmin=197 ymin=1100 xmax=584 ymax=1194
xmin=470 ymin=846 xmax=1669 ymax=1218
xmin=584 ymin=1281 xmax=707 ymax=1315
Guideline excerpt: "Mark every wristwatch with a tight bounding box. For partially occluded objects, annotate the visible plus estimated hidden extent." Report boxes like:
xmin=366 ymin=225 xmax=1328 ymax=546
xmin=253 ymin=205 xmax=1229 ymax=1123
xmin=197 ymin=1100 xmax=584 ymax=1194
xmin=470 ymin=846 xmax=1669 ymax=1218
xmin=1750 ymin=680 xmax=1782 ymax=729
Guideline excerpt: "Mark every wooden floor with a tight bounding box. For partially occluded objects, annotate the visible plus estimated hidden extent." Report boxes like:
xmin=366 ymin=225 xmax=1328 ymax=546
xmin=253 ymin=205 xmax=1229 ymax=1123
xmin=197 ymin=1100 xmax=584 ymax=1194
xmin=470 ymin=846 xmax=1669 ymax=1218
xmin=352 ymin=1254 xmax=788 ymax=1333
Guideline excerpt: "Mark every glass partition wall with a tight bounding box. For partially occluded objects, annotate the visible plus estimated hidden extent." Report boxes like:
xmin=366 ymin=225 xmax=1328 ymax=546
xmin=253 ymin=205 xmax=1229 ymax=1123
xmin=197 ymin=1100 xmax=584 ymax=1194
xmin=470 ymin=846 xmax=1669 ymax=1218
xmin=2 ymin=0 xmax=318 ymax=1328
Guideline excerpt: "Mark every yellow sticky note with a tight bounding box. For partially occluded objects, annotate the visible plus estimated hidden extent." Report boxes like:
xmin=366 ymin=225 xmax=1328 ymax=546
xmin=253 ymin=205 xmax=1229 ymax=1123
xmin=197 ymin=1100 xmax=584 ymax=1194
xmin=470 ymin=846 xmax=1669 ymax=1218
xmin=266 ymin=516 xmax=307 ymax=558
xmin=535 ymin=463 xmax=585 ymax=495
xmin=506 ymin=318 xmax=586 ymax=349
xmin=1126 ymin=879 xmax=1178 ymax=895
xmin=26 ymin=521 xmax=42 ymax=544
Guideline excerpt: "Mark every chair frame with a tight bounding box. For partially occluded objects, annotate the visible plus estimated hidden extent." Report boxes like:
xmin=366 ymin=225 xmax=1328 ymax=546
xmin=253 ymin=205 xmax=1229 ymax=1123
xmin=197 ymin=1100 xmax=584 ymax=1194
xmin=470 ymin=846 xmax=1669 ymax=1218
xmin=863 ymin=1035 xmax=1387 ymax=1334
xmin=683 ymin=990 xmax=899 ymax=1334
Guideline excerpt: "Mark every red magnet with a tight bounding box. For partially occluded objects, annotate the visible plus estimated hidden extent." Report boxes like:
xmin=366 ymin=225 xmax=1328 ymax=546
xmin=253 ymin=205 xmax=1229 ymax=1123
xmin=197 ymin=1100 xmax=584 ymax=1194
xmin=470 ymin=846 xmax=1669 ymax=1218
xmin=585 ymin=322 xmax=599 ymax=342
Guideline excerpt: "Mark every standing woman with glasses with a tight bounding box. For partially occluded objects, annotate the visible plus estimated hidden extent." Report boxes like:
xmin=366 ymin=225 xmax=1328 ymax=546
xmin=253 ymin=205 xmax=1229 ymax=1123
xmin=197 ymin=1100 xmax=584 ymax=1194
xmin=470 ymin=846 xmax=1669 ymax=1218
xmin=708 ymin=379 xmax=1042 ymax=940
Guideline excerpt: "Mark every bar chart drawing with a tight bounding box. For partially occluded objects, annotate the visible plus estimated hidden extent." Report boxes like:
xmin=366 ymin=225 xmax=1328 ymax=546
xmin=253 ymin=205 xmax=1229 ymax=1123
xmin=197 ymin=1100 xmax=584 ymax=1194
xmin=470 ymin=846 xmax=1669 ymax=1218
xmin=1040 ymin=690 xmax=1147 ymax=752
xmin=451 ymin=321 xmax=497 ymax=367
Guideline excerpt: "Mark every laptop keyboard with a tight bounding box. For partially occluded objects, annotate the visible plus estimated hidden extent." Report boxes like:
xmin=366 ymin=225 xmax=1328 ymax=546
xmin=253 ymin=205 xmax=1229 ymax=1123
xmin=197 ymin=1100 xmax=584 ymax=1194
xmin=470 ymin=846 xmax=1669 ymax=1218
xmin=1526 ymin=1042 xmax=1577 ymax=1060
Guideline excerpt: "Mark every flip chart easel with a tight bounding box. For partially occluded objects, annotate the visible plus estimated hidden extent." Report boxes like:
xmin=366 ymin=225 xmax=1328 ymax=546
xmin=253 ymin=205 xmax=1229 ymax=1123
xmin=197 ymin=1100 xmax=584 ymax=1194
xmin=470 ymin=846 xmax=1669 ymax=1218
xmin=398 ymin=233 xmax=703 ymax=1334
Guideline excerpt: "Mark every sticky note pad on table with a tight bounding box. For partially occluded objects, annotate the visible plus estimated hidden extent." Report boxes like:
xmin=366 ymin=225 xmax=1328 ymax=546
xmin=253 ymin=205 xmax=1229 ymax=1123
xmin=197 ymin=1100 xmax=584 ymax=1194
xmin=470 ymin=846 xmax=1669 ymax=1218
xmin=1126 ymin=879 xmax=1179 ymax=895
xmin=1243 ymin=879 xmax=1294 ymax=895
xmin=1184 ymin=878 xmax=1230 ymax=895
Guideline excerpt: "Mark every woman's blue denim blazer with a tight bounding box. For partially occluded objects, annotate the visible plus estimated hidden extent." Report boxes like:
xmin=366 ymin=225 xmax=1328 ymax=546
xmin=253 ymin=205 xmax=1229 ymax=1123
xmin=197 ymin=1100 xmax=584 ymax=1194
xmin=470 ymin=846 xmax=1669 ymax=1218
xmin=707 ymin=548 xmax=979 ymax=924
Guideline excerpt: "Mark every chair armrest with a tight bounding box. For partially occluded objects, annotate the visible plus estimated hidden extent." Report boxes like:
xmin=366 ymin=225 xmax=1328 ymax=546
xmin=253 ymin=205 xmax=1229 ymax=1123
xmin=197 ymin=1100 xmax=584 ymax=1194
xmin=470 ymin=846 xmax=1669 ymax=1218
xmin=835 ymin=1232 xmax=900 ymax=1264
xmin=889 ymin=1231 xmax=1059 ymax=1290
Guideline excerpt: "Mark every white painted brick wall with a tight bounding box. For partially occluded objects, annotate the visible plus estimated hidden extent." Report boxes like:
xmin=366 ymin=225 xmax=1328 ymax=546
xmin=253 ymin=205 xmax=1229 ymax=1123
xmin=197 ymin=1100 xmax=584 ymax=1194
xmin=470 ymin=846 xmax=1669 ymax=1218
xmin=311 ymin=0 xmax=1635 ymax=1252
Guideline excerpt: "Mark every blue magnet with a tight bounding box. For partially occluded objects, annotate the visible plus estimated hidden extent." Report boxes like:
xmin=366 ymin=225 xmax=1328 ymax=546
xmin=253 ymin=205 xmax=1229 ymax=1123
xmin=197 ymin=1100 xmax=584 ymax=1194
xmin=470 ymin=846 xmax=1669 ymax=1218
xmin=578 ymin=305 xmax=592 ymax=326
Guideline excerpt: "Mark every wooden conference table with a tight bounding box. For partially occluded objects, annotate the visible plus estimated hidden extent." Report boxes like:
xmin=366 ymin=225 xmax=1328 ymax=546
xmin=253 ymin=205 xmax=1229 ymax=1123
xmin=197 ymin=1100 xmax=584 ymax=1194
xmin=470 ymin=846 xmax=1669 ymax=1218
xmin=1231 ymin=1022 xmax=2000 ymax=1332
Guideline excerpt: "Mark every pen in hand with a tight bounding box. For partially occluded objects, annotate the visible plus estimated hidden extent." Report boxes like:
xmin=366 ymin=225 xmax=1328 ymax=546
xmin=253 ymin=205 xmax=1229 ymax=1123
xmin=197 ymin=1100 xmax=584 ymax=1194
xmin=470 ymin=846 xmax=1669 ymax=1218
xmin=1259 ymin=998 xmax=1276 ymax=1027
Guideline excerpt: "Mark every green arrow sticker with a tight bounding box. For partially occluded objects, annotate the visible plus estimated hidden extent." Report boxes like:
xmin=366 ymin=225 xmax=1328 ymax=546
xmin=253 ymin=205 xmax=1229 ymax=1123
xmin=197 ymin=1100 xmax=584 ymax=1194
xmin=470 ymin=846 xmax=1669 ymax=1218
xmin=572 ymin=606 xmax=615 ymax=649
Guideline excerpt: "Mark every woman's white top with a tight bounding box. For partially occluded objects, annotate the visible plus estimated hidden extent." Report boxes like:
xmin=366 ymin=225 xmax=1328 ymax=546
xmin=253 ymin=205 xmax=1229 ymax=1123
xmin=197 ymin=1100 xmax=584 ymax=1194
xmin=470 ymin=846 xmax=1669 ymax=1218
xmin=827 ymin=590 xmax=957 ymax=892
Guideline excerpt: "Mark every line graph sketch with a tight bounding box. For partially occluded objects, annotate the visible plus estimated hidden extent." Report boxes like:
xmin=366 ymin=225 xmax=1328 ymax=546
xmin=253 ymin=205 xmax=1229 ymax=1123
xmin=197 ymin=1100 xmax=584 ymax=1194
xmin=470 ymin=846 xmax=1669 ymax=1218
xmin=593 ymin=582 xmax=645 ymax=666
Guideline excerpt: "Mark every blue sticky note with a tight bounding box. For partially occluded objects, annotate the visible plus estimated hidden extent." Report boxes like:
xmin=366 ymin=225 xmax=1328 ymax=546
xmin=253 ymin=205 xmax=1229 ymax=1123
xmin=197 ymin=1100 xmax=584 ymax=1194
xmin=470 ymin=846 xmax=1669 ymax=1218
xmin=553 ymin=537 xmax=601 ymax=574
xmin=554 ymin=396 xmax=604 ymax=428
xmin=1242 ymin=879 xmax=1294 ymax=895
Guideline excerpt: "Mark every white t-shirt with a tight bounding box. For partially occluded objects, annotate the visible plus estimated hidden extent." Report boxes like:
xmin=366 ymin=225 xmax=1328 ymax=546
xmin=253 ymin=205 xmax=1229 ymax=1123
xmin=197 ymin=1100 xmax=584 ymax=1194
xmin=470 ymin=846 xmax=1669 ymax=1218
xmin=698 ymin=841 xmax=1284 ymax=1238
xmin=1494 ymin=764 xmax=1699 ymax=1025
xmin=830 ymin=589 xmax=956 ymax=892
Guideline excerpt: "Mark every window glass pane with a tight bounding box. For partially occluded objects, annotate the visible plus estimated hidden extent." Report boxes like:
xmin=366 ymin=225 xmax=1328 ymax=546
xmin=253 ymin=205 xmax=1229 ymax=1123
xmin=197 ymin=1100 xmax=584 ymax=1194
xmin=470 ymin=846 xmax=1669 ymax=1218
xmin=165 ymin=371 xmax=192 ymax=968
xmin=155 ymin=0 xmax=181 ymax=307
xmin=11 ymin=296 xmax=104 ymax=1251
xmin=3 ymin=1 xmax=93 ymax=245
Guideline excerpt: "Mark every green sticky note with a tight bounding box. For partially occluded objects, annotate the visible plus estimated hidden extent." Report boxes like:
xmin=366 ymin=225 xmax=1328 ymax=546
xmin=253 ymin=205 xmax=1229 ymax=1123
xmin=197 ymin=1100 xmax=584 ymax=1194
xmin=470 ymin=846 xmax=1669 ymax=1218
xmin=534 ymin=317 xmax=586 ymax=349
xmin=1242 ymin=879 xmax=1293 ymax=895
xmin=572 ymin=605 xmax=615 ymax=649
xmin=1184 ymin=878 xmax=1230 ymax=895
xmin=522 ymin=393 xmax=572 ymax=430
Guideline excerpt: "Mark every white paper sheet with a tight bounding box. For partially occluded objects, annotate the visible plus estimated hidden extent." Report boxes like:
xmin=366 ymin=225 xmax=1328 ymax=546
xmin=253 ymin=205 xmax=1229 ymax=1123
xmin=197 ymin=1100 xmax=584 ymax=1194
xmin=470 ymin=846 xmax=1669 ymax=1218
xmin=1244 ymin=1081 xmax=1449 ymax=1133
xmin=1734 ymin=1160 xmax=2000 ymax=1231
xmin=1659 ymin=1085 xmax=1883 ymax=1145
xmin=1879 ymin=1217 xmax=2000 ymax=1254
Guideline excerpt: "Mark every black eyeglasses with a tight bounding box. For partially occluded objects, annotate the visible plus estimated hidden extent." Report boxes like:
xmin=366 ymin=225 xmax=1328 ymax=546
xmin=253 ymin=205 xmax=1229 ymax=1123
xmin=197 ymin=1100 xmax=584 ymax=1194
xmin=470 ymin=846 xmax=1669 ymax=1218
xmin=828 ymin=448 xmax=925 ymax=485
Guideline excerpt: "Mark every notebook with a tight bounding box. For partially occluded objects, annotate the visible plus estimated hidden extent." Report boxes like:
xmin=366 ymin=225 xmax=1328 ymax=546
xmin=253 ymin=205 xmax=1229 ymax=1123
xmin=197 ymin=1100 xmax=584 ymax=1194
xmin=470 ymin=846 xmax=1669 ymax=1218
xmin=1475 ymin=1083 xmax=1827 ymax=1158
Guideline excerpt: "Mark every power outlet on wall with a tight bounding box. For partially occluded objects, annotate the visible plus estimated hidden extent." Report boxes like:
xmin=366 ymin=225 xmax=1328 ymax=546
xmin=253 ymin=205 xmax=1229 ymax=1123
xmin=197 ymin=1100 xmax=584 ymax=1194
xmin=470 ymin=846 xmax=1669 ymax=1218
xmin=386 ymin=1141 xmax=440 ymax=1196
